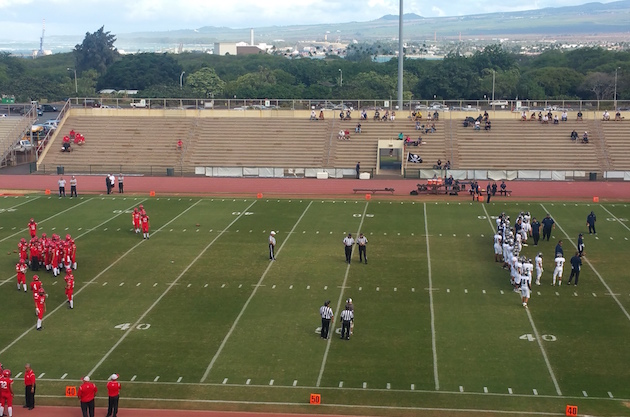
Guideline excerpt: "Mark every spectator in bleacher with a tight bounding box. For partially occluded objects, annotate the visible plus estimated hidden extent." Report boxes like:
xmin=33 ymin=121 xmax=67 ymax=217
xmin=445 ymin=160 xmax=451 ymax=170
xmin=361 ymin=109 xmax=367 ymax=120
xmin=390 ymin=111 xmax=396 ymax=121
xmin=530 ymin=112 xmax=536 ymax=121
xmin=344 ymin=129 xmax=350 ymax=140
xmin=577 ymin=111 xmax=583 ymax=121
xmin=603 ymin=110 xmax=610 ymax=121
xmin=310 ymin=110 xmax=317 ymax=120
xmin=436 ymin=159 xmax=442 ymax=170
xmin=374 ymin=110 xmax=380 ymax=121
xmin=433 ymin=111 xmax=439 ymax=121
xmin=483 ymin=111 xmax=489 ymax=122
xmin=382 ymin=110 xmax=389 ymax=122
xmin=521 ymin=111 xmax=527 ymax=121
xmin=428 ymin=123 xmax=436 ymax=133
xmin=415 ymin=121 xmax=421 ymax=130
xmin=538 ymin=112 xmax=543 ymax=121
xmin=356 ymin=162 xmax=360 ymax=179
xmin=491 ymin=181 xmax=497 ymax=196
xmin=319 ymin=110 xmax=324 ymax=120
xmin=339 ymin=110 xmax=344 ymax=121
xmin=615 ymin=111 xmax=623 ymax=121
xmin=355 ymin=123 xmax=362 ymax=133
xmin=553 ymin=115 xmax=559 ymax=124
xmin=582 ymin=131 xmax=589 ymax=143
xmin=484 ymin=120 xmax=492 ymax=131
xmin=542 ymin=114 xmax=549 ymax=124
xmin=570 ymin=130 xmax=578 ymax=141
xmin=547 ymin=110 xmax=553 ymax=120
xmin=398 ymin=132 xmax=404 ymax=141
xmin=561 ymin=111 xmax=568 ymax=121
xmin=338 ymin=130 xmax=345 ymax=140
xmin=177 ymin=139 xmax=183 ymax=150
xmin=474 ymin=120 xmax=481 ymax=130
xmin=346 ymin=110 xmax=352 ymax=120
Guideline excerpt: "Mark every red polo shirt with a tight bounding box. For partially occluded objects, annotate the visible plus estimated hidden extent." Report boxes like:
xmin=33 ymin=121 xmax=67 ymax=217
xmin=24 ymin=369 xmax=35 ymax=386
xmin=78 ymin=381 xmax=97 ymax=402
xmin=107 ymin=380 xmax=121 ymax=397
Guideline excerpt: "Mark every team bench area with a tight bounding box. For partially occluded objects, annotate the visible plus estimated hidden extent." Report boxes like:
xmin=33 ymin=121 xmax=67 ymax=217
xmin=353 ymin=188 xmax=395 ymax=194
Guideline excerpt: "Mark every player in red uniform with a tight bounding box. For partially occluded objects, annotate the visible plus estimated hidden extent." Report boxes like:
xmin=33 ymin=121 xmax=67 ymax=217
xmin=132 ymin=208 xmax=141 ymax=234
xmin=28 ymin=218 xmax=37 ymax=238
xmin=52 ymin=241 xmax=61 ymax=276
xmin=0 ymin=369 xmax=14 ymax=417
xmin=65 ymin=268 xmax=75 ymax=309
xmin=28 ymin=238 xmax=40 ymax=271
xmin=35 ymin=288 xmax=46 ymax=330
xmin=30 ymin=275 xmax=42 ymax=311
xmin=62 ymin=242 xmax=72 ymax=270
xmin=141 ymin=213 xmax=150 ymax=239
xmin=15 ymin=259 xmax=27 ymax=292
xmin=18 ymin=238 xmax=28 ymax=262
xmin=70 ymin=239 xmax=77 ymax=269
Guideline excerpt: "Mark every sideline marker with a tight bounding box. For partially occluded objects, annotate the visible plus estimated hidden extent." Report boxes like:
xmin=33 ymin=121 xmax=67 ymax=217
xmin=309 ymin=393 xmax=321 ymax=405
xmin=149 ymin=191 xmax=156 ymax=197
xmin=45 ymin=189 xmax=51 ymax=195
xmin=65 ymin=386 xmax=77 ymax=397
xmin=257 ymin=193 xmax=263 ymax=199
xmin=593 ymin=196 xmax=599 ymax=203
xmin=365 ymin=194 xmax=372 ymax=200
xmin=565 ymin=405 xmax=578 ymax=417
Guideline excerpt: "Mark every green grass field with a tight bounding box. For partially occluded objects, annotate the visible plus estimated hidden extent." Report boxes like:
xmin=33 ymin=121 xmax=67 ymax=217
xmin=1 ymin=195 xmax=630 ymax=416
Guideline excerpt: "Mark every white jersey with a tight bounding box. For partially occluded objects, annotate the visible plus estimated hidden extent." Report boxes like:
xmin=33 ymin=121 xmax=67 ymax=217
xmin=554 ymin=256 xmax=565 ymax=269
xmin=494 ymin=234 xmax=502 ymax=254
xmin=520 ymin=275 xmax=531 ymax=298
xmin=522 ymin=261 xmax=534 ymax=279
xmin=535 ymin=256 xmax=543 ymax=272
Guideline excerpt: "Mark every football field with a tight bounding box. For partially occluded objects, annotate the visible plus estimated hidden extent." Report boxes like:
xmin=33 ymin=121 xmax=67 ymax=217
xmin=0 ymin=194 xmax=629 ymax=416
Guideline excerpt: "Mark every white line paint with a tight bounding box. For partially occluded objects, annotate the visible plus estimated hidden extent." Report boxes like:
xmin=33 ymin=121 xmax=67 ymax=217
xmin=459 ymin=386 xmax=464 ymax=393
xmin=411 ymin=384 xmax=415 ymax=390
xmin=608 ymin=391 xmax=614 ymax=398
xmin=592 ymin=293 xmax=597 ymax=297
xmin=14 ymin=372 xmax=22 ymax=379
xmin=464 ymin=289 xmax=468 ymax=294
xmin=424 ymin=203 xmax=440 ymax=391
xmin=582 ymin=391 xmax=588 ymax=397
xmin=246 ymin=379 xmax=251 ymax=385
xmin=483 ymin=204 xmax=562 ymax=396
xmin=202 ymin=202 xmax=313 ymax=383
xmin=289 ymin=285 xmax=293 ymax=289
xmin=119 ymin=282 xmax=124 ymax=287
xmin=222 ymin=378 xmax=228 ymax=384
xmin=316 ymin=202 xmax=369 ymax=387
xmin=38 ymin=373 xmax=45 ymax=378
xmin=131 ymin=375 xmax=137 ymax=381
xmin=339 ymin=381 xmax=343 ymax=388
xmin=61 ymin=373 xmax=67 ymax=380
xmin=533 ymin=389 xmax=538 ymax=395
xmin=483 ymin=387 xmax=488 ymax=393
xmin=508 ymin=388 xmax=513 ymax=394
xmin=91 ymin=200 xmax=256 ymax=378
xmin=102 ymin=282 xmax=107 ymax=286
xmin=363 ymin=382 xmax=367 ymax=389
xmin=154 ymin=376 xmax=160 ymax=382
xmin=177 ymin=377 xmax=182 ymax=383
xmin=386 ymin=383 xmax=391 ymax=389
xmin=269 ymin=379 xmax=274 ymax=386
xmin=542 ymin=203 xmax=630 ymax=323
xmin=293 ymin=380 xmax=298 ymax=387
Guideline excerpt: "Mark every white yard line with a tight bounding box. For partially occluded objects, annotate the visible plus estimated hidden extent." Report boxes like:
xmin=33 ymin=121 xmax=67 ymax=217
xmin=32 ymin=395 xmax=571 ymax=415
xmin=541 ymin=203 xmax=630 ymax=322
xmin=0 ymin=197 xmax=93 ymax=244
xmin=0 ymin=199 xmax=203 ymax=356
xmin=200 ymin=201 xmax=313 ymax=383
xmin=482 ymin=204 xmax=562 ymax=396
xmin=599 ymin=205 xmax=630 ymax=233
xmin=0 ymin=196 xmax=40 ymax=211
xmin=423 ymin=203 xmax=440 ymax=391
xmin=316 ymin=202 xmax=369 ymax=387
xmin=0 ymin=198 xmax=146 ymax=288
xmin=89 ymin=200 xmax=258 ymax=377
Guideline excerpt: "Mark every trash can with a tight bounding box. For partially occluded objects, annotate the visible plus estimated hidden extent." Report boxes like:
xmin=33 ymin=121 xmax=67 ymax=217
xmin=57 ymin=166 xmax=64 ymax=175
xmin=166 ymin=168 xmax=175 ymax=177
xmin=589 ymin=172 xmax=597 ymax=181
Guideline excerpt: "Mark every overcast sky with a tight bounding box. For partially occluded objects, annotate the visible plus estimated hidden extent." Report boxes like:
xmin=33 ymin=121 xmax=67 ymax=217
xmin=0 ymin=0 xmax=616 ymax=41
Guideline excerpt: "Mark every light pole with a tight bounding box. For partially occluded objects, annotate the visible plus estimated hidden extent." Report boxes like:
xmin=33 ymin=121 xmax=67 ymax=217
xmin=180 ymin=71 xmax=185 ymax=89
xmin=67 ymin=68 xmax=77 ymax=95
xmin=338 ymin=69 xmax=343 ymax=87
xmin=614 ymin=67 xmax=620 ymax=110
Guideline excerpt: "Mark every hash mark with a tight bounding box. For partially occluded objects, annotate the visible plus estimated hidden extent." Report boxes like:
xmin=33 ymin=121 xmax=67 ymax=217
xmin=555 ymin=292 xmax=559 ymax=296
xmin=459 ymin=386 xmax=464 ymax=393
xmin=119 ymin=282 xmax=124 ymax=287
xmin=269 ymin=379 xmax=274 ymax=386
xmin=221 ymin=284 xmax=225 ymax=288
xmin=483 ymin=387 xmax=488 ymax=393
xmin=362 ymin=382 xmax=367 ymax=389
xmin=102 ymin=282 xmax=107 ymax=286
xmin=464 ymin=289 xmax=468 ymax=294
xmin=246 ymin=379 xmax=251 ymax=385
xmin=272 ymin=285 xmax=276 ymax=289
xmin=177 ymin=377 xmax=182 ymax=383
xmin=238 ymin=284 xmax=242 ymax=288
xmin=376 ymin=287 xmax=380 ymax=291
xmin=136 ymin=283 xmax=141 ymax=287
xmin=289 ymin=285 xmax=293 ymax=289
xmin=394 ymin=287 xmax=397 ymax=292
xmin=533 ymin=389 xmax=538 ymax=395
xmin=187 ymin=283 xmax=192 ymax=288
xmin=608 ymin=391 xmax=614 ymax=398
xmin=154 ymin=376 xmax=159 ymax=382
xmin=61 ymin=373 xmax=67 ymax=379
xmin=324 ymin=285 xmax=328 ymax=290
xmin=508 ymin=388 xmax=513 ymax=394
xmin=307 ymin=285 xmax=310 ymax=290
xmin=131 ymin=375 xmax=137 ymax=381
xmin=359 ymin=287 xmax=362 ymax=291
xmin=222 ymin=378 xmax=228 ymax=384
xmin=411 ymin=384 xmax=415 ymax=390
xmin=412 ymin=288 xmax=415 ymax=292
xmin=293 ymin=380 xmax=298 ymax=387
xmin=386 ymin=383 xmax=391 ymax=389
xmin=582 ymin=391 xmax=588 ymax=397
xmin=482 ymin=290 xmax=486 ymax=294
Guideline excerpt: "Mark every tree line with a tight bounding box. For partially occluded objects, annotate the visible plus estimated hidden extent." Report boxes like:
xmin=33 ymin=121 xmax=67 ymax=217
xmin=0 ymin=27 xmax=628 ymax=103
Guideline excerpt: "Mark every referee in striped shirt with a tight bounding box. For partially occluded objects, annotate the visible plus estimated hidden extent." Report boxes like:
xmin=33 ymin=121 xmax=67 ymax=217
xmin=340 ymin=305 xmax=354 ymax=340
xmin=319 ymin=301 xmax=333 ymax=339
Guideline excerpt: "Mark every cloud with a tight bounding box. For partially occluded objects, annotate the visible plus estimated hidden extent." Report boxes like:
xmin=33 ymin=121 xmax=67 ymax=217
xmin=431 ymin=6 xmax=446 ymax=16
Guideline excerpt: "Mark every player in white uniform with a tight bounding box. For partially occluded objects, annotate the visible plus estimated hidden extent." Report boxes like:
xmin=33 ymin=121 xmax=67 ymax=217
xmin=522 ymin=257 xmax=534 ymax=284
xmin=552 ymin=253 xmax=565 ymax=286
xmin=514 ymin=232 xmax=522 ymax=254
xmin=520 ymin=268 xmax=532 ymax=307
xmin=502 ymin=239 xmax=511 ymax=269
xmin=513 ymin=257 xmax=523 ymax=292
xmin=493 ymin=233 xmax=503 ymax=262
xmin=534 ymin=253 xmax=543 ymax=285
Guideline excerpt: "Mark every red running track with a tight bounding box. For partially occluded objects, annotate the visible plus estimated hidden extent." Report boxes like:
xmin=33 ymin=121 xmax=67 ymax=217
xmin=1 ymin=174 xmax=629 ymax=200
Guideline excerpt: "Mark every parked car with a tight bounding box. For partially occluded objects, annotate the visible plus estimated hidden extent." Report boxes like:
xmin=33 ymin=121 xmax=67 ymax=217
xmin=14 ymin=139 xmax=33 ymax=152
xmin=42 ymin=120 xmax=59 ymax=129
xmin=39 ymin=104 xmax=57 ymax=112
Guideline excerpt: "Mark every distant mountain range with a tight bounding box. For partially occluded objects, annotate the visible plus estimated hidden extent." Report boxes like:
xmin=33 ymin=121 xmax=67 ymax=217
xmin=114 ymin=0 xmax=630 ymax=45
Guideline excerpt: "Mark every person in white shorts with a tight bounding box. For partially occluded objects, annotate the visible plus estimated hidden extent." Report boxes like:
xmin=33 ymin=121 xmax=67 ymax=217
xmin=521 ymin=271 xmax=531 ymax=307
xmin=494 ymin=233 xmax=503 ymax=262
xmin=535 ymin=253 xmax=543 ymax=285
xmin=552 ymin=253 xmax=565 ymax=286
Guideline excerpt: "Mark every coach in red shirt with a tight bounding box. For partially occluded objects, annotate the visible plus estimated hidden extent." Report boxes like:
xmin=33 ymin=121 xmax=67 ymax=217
xmin=106 ymin=373 xmax=121 ymax=417
xmin=77 ymin=376 xmax=97 ymax=417
xmin=23 ymin=364 xmax=35 ymax=409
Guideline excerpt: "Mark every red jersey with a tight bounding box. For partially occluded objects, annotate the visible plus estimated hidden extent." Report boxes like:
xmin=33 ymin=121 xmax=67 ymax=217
xmin=16 ymin=262 xmax=27 ymax=277
xmin=28 ymin=221 xmax=37 ymax=237
xmin=18 ymin=242 xmax=28 ymax=260
xmin=36 ymin=293 xmax=46 ymax=319
xmin=30 ymin=280 xmax=42 ymax=294
xmin=24 ymin=369 xmax=35 ymax=386
xmin=0 ymin=376 xmax=14 ymax=397
xmin=65 ymin=274 xmax=75 ymax=291
xmin=141 ymin=215 xmax=149 ymax=228
xmin=78 ymin=381 xmax=97 ymax=402
xmin=106 ymin=380 xmax=121 ymax=397
xmin=133 ymin=212 xmax=140 ymax=225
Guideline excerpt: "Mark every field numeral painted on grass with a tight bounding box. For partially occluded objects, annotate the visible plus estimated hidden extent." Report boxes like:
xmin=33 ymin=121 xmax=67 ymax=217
xmin=352 ymin=214 xmax=374 ymax=217
xmin=231 ymin=212 xmax=254 ymax=216
xmin=114 ymin=323 xmax=151 ymax=331
xmin=606 ymin=217 xmax=628 ymax=222
xmin=477 ymin=215 xmax=498 ymax=220
xmin=112 ymin=210 xmax=134 ymax=214
xmin=315 ymin=327 xmax=342 ymax=335
xmin=0 ymin=208 xmax=17 ymax=213
xmin=519 ymin=333 xmax=556 ymax=342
